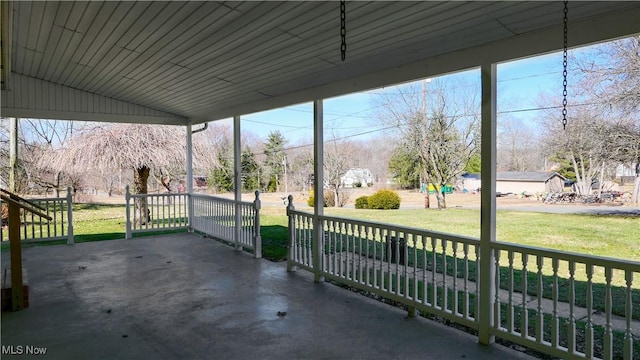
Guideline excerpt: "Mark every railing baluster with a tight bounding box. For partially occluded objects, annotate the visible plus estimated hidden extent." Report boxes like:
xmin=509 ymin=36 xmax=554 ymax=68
xmin=463 ymin=243 xmax=469 ymax=317
xmin=431 ymin=236 xmax=437 ymax=308
xmin=413 ymin=234 xmax=418 ymax=303
xmin=585 ymin=263 xmax=594 ymax=358
xmin=551 ymin=258 xmax=559 ymax=348
xmin=442 ymin=238 xmax=448 ymax=311
xmin=358 ymin=224 xmax=364 ymax=284
xmin=521 ymin=253 xmax=528 ymax=339
xmin=494 ymin=249 xmax=501 ymax=330
xmin=604 ymin=267 xmax=613 ymax=360
xmin=568 ymin=261 xmax=576 ymax=354
xmin=508 ymin=251 xmax=515 ymax=334
xmin=624 ymin=270 xmax=633 ymax=360
xmin=452 ymin=240 xmax=458 ymax=315
xmin=366 ymin=225 xmax=372 ymax=287
xmin=536 ymin=255 xmax=544 ymax=343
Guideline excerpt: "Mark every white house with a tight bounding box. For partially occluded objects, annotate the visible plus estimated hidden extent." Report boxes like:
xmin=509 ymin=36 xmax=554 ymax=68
xmin=341 ymin=168 xmax=374 ymax=188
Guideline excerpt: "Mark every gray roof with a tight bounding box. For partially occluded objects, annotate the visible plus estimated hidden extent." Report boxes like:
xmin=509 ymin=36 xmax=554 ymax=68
xmin=496 ymin=172 xmax=565 ymax=182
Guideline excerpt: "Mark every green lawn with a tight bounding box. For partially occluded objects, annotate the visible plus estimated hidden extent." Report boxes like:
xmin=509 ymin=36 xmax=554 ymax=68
xmin=3 ymin=204 xmax=637 ymax=262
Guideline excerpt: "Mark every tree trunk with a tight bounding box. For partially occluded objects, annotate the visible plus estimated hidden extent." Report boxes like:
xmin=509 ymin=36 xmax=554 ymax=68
xmin=632 ymin=176 xmax=640 ymax=205
xmin=334 ymin=188 xmax=340 ymax=208
xmin=434 ymin=185 xmax=447 ymax=209
xmin=423 ymin=169 xmax=430 ymax=209
xmin=134 ymin=166 xmax=150 ymax=225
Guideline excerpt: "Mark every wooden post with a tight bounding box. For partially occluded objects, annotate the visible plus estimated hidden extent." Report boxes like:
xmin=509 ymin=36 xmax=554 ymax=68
xmin=8 ymin=200 xmax=23 ymax=310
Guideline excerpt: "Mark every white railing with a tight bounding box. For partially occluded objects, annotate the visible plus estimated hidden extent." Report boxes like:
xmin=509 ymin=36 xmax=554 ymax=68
xmin=191 ymin=191 xmax=261 ymax=258
xmin=1 ymin=187 xmax=74 ymax=244
xmin=125 ymin=186 xmax=189 ymax=237
xmin=491 ymin=241 xmax=639 ymax=360
xmin=286 ymin=200 xmax=640 ymax=360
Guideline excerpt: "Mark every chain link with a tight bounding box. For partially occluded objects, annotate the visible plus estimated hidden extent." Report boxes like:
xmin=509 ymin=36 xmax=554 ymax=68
xmin=562 ymin=0 xmax=568 ymax=129
xmin=340 ymin=0 xmax=346 ymax=61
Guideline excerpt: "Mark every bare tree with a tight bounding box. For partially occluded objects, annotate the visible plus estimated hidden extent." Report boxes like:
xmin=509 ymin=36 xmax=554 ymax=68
xmin=48 ymin=124 xmax=190 ymax=223
xmin=287 ymin=141 xmax=314 ymax=192
xmin=352 ymin=136 xmax=394 ymax=185
xmin=566 ymin=36 xmax=640 ymax=201
xmin=497 ymin=117 xmax=544 ymax=171
xmin=540 ymin=108 xmax=634 ymax=197
xmin=572 ymin=36 xmax=640 ymax=115
xmin=324 ymin=137 xmax=357 ymax=207
xmin=375 ymin=77 xmax=480 ymax=209
xmin=0 ymin=118 xmax=88 ymax=195
xmin=49 ymin=124 xmax=189 ymax=195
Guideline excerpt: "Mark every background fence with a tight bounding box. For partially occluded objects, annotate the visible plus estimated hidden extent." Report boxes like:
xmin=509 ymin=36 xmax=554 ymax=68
xmin=125 ymin=186 xmax=189 ymax=238
xmin=1 ymin=188 xmax=73 ymax=244
xmin=191 ymin=191 xmax=261 ymax=258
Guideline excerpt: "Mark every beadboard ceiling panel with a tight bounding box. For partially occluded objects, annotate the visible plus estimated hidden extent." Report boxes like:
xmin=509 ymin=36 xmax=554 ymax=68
xmin=2 ymin=1 xmax=640 ymax=125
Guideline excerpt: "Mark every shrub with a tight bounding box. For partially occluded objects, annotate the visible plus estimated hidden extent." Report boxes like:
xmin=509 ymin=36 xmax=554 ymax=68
xmin=355 ymin=196 xmax=369 ymax=209
xmin=323 ymin=190 xmax=335 ymax=207
xmin=367 ymin=189 xmax=401 ymax=210
xmin=353 ymin=181 xmax=362 ymax=188
xmin=307 ymin=189 xmax=333 ymax=207
xmin=307 ymin=189 xmax=316 ymax=207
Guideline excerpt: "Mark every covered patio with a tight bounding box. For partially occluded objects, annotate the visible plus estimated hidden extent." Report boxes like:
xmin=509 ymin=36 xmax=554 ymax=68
xmin=2 ymin=1 xmax=640 ymax=359
xmin=1 ymin=233 xmax=533 ymax=359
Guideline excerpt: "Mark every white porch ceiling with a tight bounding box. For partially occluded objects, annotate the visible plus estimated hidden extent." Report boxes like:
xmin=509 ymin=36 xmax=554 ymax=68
xmin=1 ymin=1 xmax=640 ymax=125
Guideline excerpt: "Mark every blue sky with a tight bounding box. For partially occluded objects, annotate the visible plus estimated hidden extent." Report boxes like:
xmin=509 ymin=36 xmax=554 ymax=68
xmin=223 ymin=47 xmax=584 ymax=144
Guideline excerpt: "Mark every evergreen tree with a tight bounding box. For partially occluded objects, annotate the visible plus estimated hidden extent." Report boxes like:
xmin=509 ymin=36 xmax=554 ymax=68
xmin=263 ymin=131 xmax=287 ymax=192
xmin=388 ymin=145 xmax=422 ymax=189
xmin=241 ymin=146 xmax=261 ymax=192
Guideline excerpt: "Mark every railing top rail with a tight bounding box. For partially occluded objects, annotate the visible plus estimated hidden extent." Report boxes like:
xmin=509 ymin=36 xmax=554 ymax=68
xmin=0 ymin=193 xmax=53 ymax=221
xmin=190 ymin=193 xmax=254 ymax=207
xmin=1 ymin=188 xmax=47 ymax=211
xmin=289 ymin=209 xmax=479 ymax=245
xmin=20 ymin=196 xmax=68 ymax=202
xmin=493 ymin=240 xmax=640 ymax=270
xmin=289 ymin=209 xmax=640 ymax=269
xmin=128 ymin=192 xmax=186 ymax=198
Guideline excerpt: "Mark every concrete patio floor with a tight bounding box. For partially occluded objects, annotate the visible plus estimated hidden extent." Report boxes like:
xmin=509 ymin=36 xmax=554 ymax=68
xmin=1 ymin=233 xmax=535 ymax=360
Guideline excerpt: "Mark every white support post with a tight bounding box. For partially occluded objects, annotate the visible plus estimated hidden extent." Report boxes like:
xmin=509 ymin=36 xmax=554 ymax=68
xmin=253 ymin=190 xmax=262 ymax=258
xmin=186 ymin=124 xmax=194 ymax=231
xmin=66 ymin=186 xmax=74 ymax=245
xmin=233 ymin=115 xmax=242 ymax=251
xmin=286 ymin=195 xmax=296 ymax=272
xmin=125 ymin=185 xmax=132 ymax=239
xmin=478 ymin=62 xmax=497 ymax=345
xmin=313 ymin=99 xmax=325 ymax=283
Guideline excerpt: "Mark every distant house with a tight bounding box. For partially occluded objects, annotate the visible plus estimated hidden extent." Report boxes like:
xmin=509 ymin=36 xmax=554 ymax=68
xmin=496 ymin=171 xmax=565 ymax=194
xmin=341 ymin=168 xmax=374 ymax=188
xmin=461 ymin=173 xmax=481 ymax=192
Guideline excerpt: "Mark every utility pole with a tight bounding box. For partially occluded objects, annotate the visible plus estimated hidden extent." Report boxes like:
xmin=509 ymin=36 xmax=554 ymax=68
xmin=283 ymin=155 xmax=288 ymax=194
xmin=9 ymin=117 xmax=18 ymax=192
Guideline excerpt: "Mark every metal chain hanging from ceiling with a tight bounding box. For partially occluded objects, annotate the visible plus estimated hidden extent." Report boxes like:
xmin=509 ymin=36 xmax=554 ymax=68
xmin=562 ymin=0 xmax=569 ymax=130
xmin=340 ymin=0 xmax=347 ymax=61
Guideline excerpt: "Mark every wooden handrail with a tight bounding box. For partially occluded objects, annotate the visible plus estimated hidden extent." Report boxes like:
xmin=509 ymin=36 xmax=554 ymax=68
xmin=1 ymin=193 xmax=52 ymax=221
xmin=0 ymin=188 xmax=46 ymax=211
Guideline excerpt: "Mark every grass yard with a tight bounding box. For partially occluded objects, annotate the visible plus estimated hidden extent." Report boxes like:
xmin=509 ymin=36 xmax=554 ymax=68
xmin=4 ymin=204 xmax=636 ymax=263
